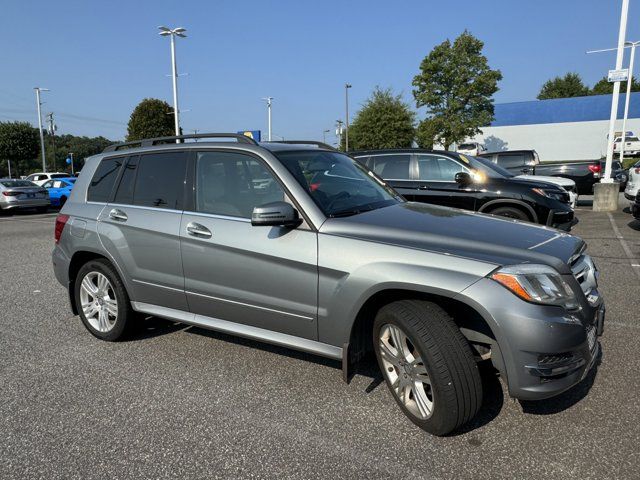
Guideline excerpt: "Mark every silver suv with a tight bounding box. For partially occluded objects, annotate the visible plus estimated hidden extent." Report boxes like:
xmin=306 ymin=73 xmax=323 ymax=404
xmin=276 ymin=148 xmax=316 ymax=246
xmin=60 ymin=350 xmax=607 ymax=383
xmin=52 ymin=134 xmax=604 ymax=436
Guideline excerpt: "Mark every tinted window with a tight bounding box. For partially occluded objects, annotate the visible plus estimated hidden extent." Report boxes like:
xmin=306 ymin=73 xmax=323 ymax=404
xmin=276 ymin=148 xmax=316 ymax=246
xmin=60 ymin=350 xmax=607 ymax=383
xmin=195 ymin=151 xmax=285 ymax=218
xmin=368 ymin=154 xmax=411 ymax=180
xmin=458 ymin=143 xmax=476 ymax=150
xmin=495 ymin=153 xmax=525 ymax=169
xmin=114 ymin=156 xmax=138 ymax=205
xmin=133 ymin=152 xmax=187 ymax=209
xmin=52 ymin=180 xmax=65 ymax=188
xmin=87 ymin=156 xmax=125 ymax=202
xmin=276 ymin=150 xmax=401 ymax=217
xmin=50 ymin=174 xmax=67 ymax=179
xmin=612 ymin=161 xmax=622 ymax=170
xmin=417 ymin=154 xmax=467 ymax=181
xmin=42 ymin=180 xmax=54 ymax=188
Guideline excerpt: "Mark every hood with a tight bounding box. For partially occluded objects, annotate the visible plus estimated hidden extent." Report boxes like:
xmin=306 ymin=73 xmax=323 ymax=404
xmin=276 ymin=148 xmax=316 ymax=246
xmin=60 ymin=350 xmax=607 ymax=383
xmin=516 ymin=174 xmax=574 ymax=188
xmin=320 ymin=202 xmax=583 ymax=274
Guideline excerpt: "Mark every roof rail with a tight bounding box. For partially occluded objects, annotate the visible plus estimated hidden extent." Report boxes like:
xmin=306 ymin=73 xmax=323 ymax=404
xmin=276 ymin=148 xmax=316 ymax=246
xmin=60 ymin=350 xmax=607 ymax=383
xmin=266 ymin=140 xmax=338 ymax=151
xmin=103 ymin=133 xmax=258 ymax=152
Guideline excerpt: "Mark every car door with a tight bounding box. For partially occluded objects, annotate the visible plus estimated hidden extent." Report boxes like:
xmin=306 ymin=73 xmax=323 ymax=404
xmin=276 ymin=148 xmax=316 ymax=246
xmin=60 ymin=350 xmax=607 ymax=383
xmin=96 ymin=152 xmax=189 ymax=311
xmin=361 ymin=153 xmax=420 ymax=200
xmin=414 ymin=153 xmax=476 ymax=210
xmin=495 ymin=152 xmax=528 ymax=174
xmin=180 ymin=149 xmax=318 ymax=340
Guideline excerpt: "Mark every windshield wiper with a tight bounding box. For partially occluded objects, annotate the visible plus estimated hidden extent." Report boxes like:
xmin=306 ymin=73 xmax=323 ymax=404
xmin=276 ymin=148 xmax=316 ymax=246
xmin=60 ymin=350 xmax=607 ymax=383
xmin=329 ymin=203 xmax=378 ymax=218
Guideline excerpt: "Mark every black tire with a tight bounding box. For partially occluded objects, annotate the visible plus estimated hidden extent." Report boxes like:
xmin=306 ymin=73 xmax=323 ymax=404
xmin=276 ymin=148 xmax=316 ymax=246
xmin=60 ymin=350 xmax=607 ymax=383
xmin=74 ymin=258 xmax=135 ymax=341
xmin=373 ymin=300 xmax=482 ymax=436
xmin=488 ymin=206 xmax=529 ymax=221
xmin=36 ymin=206 xmax=48 ymax=214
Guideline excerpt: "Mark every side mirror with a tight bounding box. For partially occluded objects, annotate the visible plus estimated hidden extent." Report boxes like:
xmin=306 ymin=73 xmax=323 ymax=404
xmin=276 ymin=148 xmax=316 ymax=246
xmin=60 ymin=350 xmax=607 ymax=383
xmin=455 ymin=172 xmax=472 ymax=185
xmin=251 ymin=201 xmax=302 ymax=228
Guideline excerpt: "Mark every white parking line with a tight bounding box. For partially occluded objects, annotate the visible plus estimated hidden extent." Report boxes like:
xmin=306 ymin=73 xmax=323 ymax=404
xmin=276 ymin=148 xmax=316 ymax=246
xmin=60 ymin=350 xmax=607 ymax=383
xmin=607 ymin=212 xmax=640 ymax=280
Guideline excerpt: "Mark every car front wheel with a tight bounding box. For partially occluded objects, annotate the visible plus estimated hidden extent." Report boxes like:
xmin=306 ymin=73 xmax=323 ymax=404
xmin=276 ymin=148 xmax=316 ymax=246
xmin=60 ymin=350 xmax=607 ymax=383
xmin=373 ymin=300 xmax=482 ymax=436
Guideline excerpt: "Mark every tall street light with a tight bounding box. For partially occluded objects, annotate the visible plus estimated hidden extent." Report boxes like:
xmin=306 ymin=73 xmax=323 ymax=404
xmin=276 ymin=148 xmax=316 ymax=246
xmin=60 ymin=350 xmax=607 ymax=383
xmin=344 ymin=83 xmax=352 ymax=151
xmin=34 ymin=87 xmax=49 ymax=172
xmin=262 ymin=97 xmax=273 ymax=141
xmin=323 ymin=129 xmax=331 ymax=143
xmin=587 ymin=40 xmax=640 ymax=163
xmin=158 ymin=26 xmax=187 ymax=142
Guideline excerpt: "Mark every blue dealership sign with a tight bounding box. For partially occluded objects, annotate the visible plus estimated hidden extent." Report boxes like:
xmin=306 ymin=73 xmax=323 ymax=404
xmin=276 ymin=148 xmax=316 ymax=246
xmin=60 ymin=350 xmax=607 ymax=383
xmin=238 ymin=130 xmax=261 ymax=142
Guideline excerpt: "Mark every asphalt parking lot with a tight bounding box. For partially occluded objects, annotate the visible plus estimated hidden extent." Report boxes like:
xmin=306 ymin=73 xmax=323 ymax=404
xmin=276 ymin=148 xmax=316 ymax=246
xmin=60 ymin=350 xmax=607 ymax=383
xmin=1 ymin=199 xmax=639 ymax=480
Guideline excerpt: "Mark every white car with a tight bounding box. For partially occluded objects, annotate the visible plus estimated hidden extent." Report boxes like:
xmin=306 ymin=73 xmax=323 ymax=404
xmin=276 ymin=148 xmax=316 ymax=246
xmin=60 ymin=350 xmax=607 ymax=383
xmin=624 ymin=161 xmax=640 ymax=207
xmin=457 ymin=142 xmax=487 ymax=156
xmin=613 ymin=135 xmax=640 ymax=157
xmin=517 ymin=174 xmax=578 ymax=209
xmin=25 ymin=172 xmax=70 ymax=186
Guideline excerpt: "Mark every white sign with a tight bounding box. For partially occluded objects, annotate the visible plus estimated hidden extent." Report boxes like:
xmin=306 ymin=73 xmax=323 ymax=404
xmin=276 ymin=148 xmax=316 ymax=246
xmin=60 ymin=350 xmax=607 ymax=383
xmin=608 ymin=68 xmax=629 ymax=83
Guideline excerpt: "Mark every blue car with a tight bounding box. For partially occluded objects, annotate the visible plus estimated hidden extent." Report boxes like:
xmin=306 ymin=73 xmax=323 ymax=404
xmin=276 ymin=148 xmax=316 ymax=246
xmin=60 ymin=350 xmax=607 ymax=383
xmin=42 ymin=177 xmax=76 ymax=207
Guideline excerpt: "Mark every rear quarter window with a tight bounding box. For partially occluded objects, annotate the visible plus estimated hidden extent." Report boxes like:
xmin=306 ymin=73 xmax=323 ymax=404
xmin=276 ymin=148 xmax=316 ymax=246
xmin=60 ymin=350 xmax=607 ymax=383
xmin=87 ymin=156 xmax=125 ymax=202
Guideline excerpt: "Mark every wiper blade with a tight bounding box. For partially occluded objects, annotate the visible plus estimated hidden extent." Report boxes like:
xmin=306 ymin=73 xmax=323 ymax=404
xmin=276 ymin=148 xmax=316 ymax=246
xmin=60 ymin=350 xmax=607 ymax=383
xmin=329 ymin=209 xmax=362 ymax=218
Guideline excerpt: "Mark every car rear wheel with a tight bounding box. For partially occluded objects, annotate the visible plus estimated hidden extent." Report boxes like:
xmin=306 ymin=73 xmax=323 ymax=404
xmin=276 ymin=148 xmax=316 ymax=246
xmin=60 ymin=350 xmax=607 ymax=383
xmin=373 ymin=300 xmax=482 ymax=436
xmin=489 ymin=206 xmax=529 ymax=221
xmin=59 ymin=197 xmax=67 ymax=208
xmin=36 ymin=206 xmax=48 ymax=214
xmin=74 ymin=259 xmax=134 ymax=341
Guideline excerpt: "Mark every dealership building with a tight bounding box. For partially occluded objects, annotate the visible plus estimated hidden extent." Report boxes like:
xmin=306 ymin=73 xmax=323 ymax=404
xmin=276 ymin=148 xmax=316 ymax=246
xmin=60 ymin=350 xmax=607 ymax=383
xmin=470 ymin=93 xmax=640 ymax=161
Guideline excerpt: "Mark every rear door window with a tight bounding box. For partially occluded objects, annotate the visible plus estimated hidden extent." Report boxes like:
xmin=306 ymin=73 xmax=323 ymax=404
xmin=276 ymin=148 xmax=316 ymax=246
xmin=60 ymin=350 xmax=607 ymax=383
xmin=369 ymin=154 xmax=411 ymax=180
xmin=113 ymin=156 xmax=138 ymax=205
xmin=87 ymin=156 xmax=125 ymax=202
xmin=417 ymin=154 xmax=466 ymax=181
xmin=132 ymin=152 xmax=187 ymax=210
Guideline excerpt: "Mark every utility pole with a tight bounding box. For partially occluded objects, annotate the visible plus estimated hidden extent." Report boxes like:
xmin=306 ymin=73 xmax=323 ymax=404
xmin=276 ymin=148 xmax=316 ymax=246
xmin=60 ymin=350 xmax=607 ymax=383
xmin=158 ymin=26 xmax=187 ymax=142
xmin=345 ymin=83 xmax=352 ymax=151
xmin=262 ymin=97 xmax=273 ymax=141
xmin=34 ymin=87 xmax=49 ymax=172
xmin=69 ymin=152 xmax=74 ymax=175
xmin=47 ymin=112 xmax=57 ymax=171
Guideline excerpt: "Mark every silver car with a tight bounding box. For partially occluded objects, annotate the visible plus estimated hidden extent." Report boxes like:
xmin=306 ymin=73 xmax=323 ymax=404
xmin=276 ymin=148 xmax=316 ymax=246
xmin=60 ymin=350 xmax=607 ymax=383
xmin=0 ymin=179 xmax=50 ymax=213
xmin=52 ymin=133 xmax=604 ymax=436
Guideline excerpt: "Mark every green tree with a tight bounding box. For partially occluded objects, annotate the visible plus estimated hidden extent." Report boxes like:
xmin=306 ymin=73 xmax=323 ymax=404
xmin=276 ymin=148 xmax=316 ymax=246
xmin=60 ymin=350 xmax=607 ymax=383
xmin=126 ymin=98 xmax=174 ymax=141
xmin=346 ymin=87 xmax=415 ymax=150
xmin=412 ymin=31 xmax=502 ymax=150
xmin=537 ymin=73 xmax=589 ymax=100
xmin=0 ymin=121 xmax=40 ymax=177
xmin=590 ymin=75 xmax=640 ymax=95
xmin=45 ymin=134 xmax=114 ymax=173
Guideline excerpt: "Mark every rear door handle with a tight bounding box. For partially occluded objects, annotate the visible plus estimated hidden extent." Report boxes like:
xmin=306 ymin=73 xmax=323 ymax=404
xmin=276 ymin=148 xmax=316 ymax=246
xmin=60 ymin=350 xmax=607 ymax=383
xmin=109 ymin=208 xmax=128 ymax=222
xmin=186 ymin=222 xmax=212 ymax=238
xmin=418 ymin=185 xmax=429 ymax=190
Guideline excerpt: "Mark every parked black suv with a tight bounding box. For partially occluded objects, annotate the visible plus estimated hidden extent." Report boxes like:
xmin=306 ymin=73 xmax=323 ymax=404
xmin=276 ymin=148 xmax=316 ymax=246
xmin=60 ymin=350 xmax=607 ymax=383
xmin=353 ymin=149 xmax=575 ymax=231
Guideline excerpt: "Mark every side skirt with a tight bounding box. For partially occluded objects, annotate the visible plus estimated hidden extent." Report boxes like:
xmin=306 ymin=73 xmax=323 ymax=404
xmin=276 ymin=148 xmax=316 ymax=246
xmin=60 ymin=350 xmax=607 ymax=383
xmin=131 ymin=301 xmax=343 ymax=361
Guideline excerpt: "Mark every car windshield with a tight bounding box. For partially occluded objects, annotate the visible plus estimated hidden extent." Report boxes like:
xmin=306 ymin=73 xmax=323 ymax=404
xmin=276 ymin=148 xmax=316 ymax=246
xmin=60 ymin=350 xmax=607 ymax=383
xmin=456 ymin=154 xmax=514 ymax=179
xmin=1 ymin=180 xmax=36 ymax=188
xmin=458 ymin=143 xmax=476 ymax=150
xmin=274 ymin=150 xmax=403 ymax=217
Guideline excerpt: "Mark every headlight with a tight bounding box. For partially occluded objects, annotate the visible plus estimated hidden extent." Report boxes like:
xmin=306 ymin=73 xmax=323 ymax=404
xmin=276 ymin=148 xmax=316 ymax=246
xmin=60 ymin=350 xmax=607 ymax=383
xmin=532 ymin=187 xmax=567 ymax=202
xmin=490 ymin=264 xmax=578 ymax=309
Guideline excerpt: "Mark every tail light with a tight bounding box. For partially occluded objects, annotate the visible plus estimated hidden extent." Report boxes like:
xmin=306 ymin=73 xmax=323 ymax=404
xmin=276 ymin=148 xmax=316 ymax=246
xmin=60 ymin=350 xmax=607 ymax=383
xmin=635 ymin=167 xmax=640 ymax=174
xmin=2 ymin=191 xmax=20 ymax=196
xmin=588 ymin=164 xmax=601 ymax=175
xmin=54 ymin=214 xmax=69 ymax=244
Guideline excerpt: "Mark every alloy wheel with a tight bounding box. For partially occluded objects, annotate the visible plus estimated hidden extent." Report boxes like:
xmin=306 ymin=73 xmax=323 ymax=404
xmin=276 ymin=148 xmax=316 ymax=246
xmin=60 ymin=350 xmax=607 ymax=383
xmin=79 ymin=272 xmax=118 ymax=332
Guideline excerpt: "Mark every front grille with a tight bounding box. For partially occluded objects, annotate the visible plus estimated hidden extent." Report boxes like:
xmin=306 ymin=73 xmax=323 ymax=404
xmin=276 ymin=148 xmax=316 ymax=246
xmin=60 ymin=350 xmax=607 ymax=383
xmin=586 ymin=325 xmax=597 ymax=352
xmin=538 ymin=352 xmax=575 ymax=365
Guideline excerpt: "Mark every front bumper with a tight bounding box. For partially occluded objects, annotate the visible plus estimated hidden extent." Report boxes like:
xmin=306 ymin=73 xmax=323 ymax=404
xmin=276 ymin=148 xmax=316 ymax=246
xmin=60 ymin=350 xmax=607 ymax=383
xmin=458 ymin=277 xmax=604 ymax=401
xmin=546 ymin=208 xmax=577 ymax=231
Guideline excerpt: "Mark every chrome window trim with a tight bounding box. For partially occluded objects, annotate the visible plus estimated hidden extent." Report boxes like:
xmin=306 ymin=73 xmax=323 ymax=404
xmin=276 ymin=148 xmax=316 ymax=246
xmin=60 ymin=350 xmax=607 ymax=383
xmin=182 ymin=210 xmax=251 ymax=223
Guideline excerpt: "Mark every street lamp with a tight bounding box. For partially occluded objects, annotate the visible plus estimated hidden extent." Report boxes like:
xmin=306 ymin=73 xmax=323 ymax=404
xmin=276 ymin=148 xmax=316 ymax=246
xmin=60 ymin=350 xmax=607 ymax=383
xmin=262 ymin=97 xmax=273 ymax=141
xmin=323 ymin=129 xmax=331 ymax=143
xmin=158 ymin=26 xmax=187 ymax=142
xmin=344 ymin=84 xmax=352 ymax=151
xmin=34 ymin=87 xmax=49 ymax=172
xmin=335 ymin=120 xmax=344 ymax=147
xmin=587 ymin=40 xmax=640 ymax=163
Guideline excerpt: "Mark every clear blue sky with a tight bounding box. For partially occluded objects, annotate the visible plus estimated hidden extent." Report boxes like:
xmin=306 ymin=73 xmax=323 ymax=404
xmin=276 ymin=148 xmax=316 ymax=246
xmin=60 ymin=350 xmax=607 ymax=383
xmin=2 ymin=0 xmax=639 ymax=143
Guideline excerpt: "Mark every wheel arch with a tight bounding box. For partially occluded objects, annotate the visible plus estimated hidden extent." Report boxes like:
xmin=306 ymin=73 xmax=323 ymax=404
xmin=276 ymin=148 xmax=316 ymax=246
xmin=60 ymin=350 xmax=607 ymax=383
xmin=478 ymin=199 xmax=537 ymax=223
xmin=344 ymin=287 xmax=507 ymax=382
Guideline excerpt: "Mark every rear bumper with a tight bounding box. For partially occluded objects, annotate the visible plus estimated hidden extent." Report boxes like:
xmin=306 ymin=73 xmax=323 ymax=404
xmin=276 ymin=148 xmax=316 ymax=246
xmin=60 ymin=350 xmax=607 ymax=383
xmin=1 ymin=198 xmax=50 ymax=209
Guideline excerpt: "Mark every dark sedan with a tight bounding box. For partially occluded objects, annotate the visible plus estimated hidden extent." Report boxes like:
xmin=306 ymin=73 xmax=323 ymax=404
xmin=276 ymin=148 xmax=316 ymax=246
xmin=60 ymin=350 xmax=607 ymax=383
xmin=352 ymin=149 xmax=576 ymax=231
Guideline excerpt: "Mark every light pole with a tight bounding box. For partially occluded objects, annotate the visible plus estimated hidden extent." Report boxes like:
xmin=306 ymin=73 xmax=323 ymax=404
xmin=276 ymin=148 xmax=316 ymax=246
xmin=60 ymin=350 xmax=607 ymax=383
xmin=262 ymin=97 xmax=273 ymax=141
xmin=335 ymin=120 xmax=344 ymax=148
xmin=68 ymin=152 xmax=74 ymax=175
xmin=34 ymin=87 xmax=49 ymax=172
xmin=323 ymin=129 xmax=331 ymax=143
xmin=344 ymin=83 xmax=352 ymax=151
xmin=158 ymin=26 xmax=187 ymax=142
xmin=587 ymin=40 xmax=640 ymax=163
xmin=603 ymin=0 xmax=629 ymax=184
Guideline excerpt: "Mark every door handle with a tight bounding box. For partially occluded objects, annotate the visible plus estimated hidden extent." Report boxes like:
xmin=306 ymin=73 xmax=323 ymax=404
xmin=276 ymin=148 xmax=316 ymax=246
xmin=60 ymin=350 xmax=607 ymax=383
xmin=109 ymin=208 xmax=128 ymax=222
xmin=418 ymin=185 xmax=429 ymax=190
xmin=186 ymin=222 xmax=212 ymax=238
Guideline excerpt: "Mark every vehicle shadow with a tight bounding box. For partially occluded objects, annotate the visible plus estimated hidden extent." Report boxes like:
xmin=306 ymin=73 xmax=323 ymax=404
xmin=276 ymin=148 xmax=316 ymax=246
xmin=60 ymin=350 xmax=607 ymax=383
xmin=519 ymin=347 xmax=602 ymax=415
xmin=126 ymin=316 xmax=191 ymax=341
xmin=628 ymin=219 xmax=640 ymax=231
